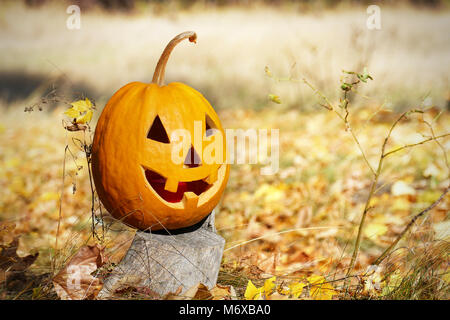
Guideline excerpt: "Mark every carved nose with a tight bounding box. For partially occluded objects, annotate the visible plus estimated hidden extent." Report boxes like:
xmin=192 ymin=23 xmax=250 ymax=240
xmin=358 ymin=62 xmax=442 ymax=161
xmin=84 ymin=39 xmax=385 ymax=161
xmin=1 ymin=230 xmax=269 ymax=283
xmin=184 ymin=145 xmax=201 ymax=168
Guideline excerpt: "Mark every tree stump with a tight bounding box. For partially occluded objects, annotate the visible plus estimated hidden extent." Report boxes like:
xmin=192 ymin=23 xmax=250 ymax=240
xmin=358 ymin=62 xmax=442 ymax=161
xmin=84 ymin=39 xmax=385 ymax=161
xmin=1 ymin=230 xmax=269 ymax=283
xmin=98 ymin=211 xmax=224 ymax=299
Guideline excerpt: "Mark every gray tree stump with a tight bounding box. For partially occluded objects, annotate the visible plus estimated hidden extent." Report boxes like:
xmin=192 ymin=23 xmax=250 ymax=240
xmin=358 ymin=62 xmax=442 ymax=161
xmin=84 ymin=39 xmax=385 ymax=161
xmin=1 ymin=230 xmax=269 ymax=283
xmin=98 ymin=211 xmax=224 ymax=299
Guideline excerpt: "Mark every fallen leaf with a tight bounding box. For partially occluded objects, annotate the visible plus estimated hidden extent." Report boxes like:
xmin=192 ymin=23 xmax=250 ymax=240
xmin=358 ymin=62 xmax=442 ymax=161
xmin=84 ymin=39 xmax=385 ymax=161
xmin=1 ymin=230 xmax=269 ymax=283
xmin=210 ymin=284 xmax=232 ymax=300
xmin=254 ymin=184 xmax=285 ymax=203
xmin=307 ymin=275 xmax=337 ymax=300
xmin=263 ymin=276 xmax=276 ymax=296
xmin=52 ymin=244 xmax=105 ymax=300
xmin=363 ymin=223 xmax=388 ymax=239
xmin=0 ymin=221 xmax=16 ymax=245
xmin=0 ymin=237 xmax=38 ymax=284
xmin=163 ymin=286 xmax=184 ymax=300
xmin=244 ymin=280 xmax=264 ymax=300
xmin=191 ymin=283 xmax=213 ymax=300
xmin=289 ymin=281 xmax=306 ymax=298
xmin=165 ymin=283 xmax=212 ymax=300
xmin=382 ymin=271 xmax=403 ymax=296
xmin=266 ymin=292 xmax=293 ymax=300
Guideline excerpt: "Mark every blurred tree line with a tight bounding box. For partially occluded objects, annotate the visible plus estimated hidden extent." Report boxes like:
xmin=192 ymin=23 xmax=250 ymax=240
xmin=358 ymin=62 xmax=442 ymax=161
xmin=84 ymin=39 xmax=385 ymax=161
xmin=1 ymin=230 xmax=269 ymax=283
xmin=24 ymin=0 xmax=447 ymax=11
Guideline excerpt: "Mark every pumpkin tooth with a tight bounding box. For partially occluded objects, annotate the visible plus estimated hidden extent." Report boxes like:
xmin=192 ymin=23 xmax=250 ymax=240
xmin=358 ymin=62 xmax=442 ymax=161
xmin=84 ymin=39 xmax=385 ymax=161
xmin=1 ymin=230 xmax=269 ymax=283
xmin=164 ymin=178 xmax=179 ymax=193
xmin=205 ymin=171 xmax=218 ymax=184
xmin=183 ymin=192 xmax=199 ymax=209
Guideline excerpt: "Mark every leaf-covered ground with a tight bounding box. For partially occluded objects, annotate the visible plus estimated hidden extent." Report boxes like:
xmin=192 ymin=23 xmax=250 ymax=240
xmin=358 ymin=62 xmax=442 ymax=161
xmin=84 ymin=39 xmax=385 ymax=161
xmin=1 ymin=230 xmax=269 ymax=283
xmin=1 ymin=101 xmax=448 ymax=299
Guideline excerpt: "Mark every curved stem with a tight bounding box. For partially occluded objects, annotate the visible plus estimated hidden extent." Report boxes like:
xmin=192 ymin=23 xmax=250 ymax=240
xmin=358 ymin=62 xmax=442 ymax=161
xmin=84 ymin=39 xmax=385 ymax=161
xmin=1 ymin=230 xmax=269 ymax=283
xmin=152 ymin=31 xmax=197 ymax=86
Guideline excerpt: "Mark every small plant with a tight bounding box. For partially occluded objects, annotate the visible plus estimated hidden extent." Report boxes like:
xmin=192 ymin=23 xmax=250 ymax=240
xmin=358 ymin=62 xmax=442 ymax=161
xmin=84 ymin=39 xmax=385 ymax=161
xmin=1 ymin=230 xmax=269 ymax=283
xmin=265 ymin=65 xmax=449 ymax=298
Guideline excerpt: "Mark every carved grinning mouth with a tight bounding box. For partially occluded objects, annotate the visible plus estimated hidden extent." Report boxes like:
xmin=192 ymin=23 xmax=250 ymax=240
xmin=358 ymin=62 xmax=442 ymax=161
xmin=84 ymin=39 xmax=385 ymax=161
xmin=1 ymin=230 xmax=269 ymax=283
xmin=144 ymin=169 xmax=211 ymax=203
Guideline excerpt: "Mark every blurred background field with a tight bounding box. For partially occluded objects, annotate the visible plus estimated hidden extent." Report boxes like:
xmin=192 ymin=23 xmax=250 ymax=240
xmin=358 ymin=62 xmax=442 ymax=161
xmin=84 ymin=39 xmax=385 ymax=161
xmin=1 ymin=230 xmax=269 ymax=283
xmin=0 ymin=0 xmax=449 ymax=299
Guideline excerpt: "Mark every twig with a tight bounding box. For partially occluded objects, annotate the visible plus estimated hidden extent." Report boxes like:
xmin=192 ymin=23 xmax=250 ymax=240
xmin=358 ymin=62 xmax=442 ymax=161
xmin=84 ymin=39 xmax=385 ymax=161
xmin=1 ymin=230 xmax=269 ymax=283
xmin=224 ymin=226 xmax=341 ymax=252
xmin=383 ymin=133 xmax=450 ymax=158
xmin=373 ymin=185 xmax=449 ymax=265
xmin=346 ymin=109 xmax=429 ymax=276
xmin=53 ymin=145 xmax=68 ymax=273
xmin=302 ymin=78 xmax=376 ymax=175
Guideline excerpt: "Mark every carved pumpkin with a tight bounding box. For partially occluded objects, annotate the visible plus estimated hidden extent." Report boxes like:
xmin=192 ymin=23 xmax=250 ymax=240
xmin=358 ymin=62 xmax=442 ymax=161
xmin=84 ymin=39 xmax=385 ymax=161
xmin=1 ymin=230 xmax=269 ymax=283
xmin=91 ymin=32 xmax=229 ymax=231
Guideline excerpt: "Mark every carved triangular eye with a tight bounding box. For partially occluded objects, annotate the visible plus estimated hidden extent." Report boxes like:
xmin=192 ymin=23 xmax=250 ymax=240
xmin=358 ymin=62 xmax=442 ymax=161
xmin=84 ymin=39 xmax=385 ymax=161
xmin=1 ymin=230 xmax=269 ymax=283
xmin=205 ymin=114 xmax=217 ymax=137
xmin=147 ymin=115 xmax=170 ymax=143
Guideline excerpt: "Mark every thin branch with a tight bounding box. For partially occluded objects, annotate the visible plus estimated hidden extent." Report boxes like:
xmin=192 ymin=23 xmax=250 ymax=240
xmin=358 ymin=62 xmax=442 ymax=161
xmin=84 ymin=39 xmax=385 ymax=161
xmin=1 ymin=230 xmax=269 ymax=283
xmin=346 ymin=109 xmax=431 ymax=276
xmin=302 ymin=78 xmax=376 ymax=175
xmin=373 ymin=185 xmax=449 ymax=265
xmin=53 ymin=145 xmax=68 ymax=273
xmin=383 ymin=133 xmax=450 ymax=159
xmin=302 ymin=78 xmax=335 ymax=111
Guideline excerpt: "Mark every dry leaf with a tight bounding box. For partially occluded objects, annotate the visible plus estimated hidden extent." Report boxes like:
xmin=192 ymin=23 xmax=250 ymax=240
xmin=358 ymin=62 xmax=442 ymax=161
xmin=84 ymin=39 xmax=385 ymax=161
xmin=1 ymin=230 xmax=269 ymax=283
xmin=165 ymin=283 xmax=212 ymax=300
xmin=363 ymin=223 xmax=388 ymax=239
xmin=266 ymin=292 xmax=293 ymax=300
xmin=0 ymin=237 xmax=38 ymax=283
xmin=192 ymin=283 xmax=213 ymax=300
xmin=0 ymin=221 xmax=16 ymax=245
xmin=210 ymin=284 xmax=232 ymax=300
xmin=163 ymin=286 xmax=184 ymax=300
xmin=52 ymin=244 xmax=105 ymax=300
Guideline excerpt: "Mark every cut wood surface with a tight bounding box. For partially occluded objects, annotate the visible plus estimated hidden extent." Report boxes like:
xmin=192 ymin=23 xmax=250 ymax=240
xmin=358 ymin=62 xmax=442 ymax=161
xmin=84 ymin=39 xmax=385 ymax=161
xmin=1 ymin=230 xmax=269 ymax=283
xmin=98 ymin=212 xmax=224 ymax=298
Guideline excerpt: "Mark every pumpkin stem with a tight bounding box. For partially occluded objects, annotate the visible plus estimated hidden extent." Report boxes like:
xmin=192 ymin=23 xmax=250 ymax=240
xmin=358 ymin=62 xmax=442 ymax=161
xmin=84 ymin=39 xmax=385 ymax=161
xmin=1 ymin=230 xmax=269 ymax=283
xmin=152 ymin=31 xmax=197 ymax=86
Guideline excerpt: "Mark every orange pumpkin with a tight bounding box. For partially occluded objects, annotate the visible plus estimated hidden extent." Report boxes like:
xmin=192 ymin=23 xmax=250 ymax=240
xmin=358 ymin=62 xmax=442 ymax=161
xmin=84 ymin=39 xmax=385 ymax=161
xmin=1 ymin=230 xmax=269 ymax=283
xmin=91 ymin=32 xmax=229 ymax=231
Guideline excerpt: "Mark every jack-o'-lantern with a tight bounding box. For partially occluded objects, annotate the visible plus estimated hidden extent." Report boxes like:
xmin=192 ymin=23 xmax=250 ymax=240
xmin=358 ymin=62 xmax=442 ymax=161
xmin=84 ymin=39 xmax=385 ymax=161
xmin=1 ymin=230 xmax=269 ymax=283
xmin=91 ymin=31 xmax=229 ymax=231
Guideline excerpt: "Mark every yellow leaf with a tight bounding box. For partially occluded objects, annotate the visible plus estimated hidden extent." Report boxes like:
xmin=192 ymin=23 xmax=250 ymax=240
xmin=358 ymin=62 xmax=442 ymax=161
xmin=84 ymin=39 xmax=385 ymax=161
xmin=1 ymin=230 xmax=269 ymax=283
xmin=65 ymin=98 xmax=94 ymax=123
xmin=442 ymin=272 xmax=450 ymax=284
xmin=244 ymin=280 xmax=264 ymax=300
xmin=307 ymin=275 xmax=325 ymax=284
xmin=268 ymin=94 xmax=281 ymax=104
xmin=288 ymin=281 xmax=306 ymax=298
xmin=277 ymin=285 xmax=290 ymax=295
xmin=382 ymin=271 xmax=403 ymax=296
xmin=363 ymin=223 xmax=388 ymax=239
xmin=254 ymin=184 xmax=285 ymax=203
xmin=39 ymin=192 xmax=60 ymax=202
xmin=70 ymin=98 xmax=92 ymax=113
xmin=263 ymin=276 xmax=276 ymax=296
xmin=64 ymin=107 xmax=80 ymax=119
xmin=392 ymin=197 xmax=411 ymax=212
xmin=307 ymin=275 xmax=337 ymax=300
xmin=75 ymin=109 xmax=93 ymax=124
